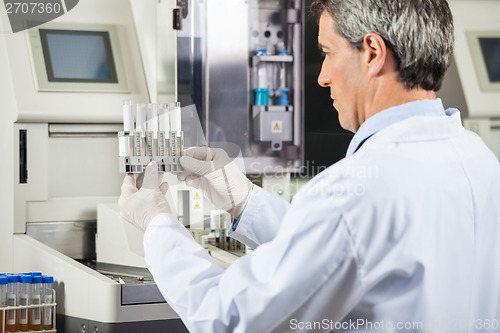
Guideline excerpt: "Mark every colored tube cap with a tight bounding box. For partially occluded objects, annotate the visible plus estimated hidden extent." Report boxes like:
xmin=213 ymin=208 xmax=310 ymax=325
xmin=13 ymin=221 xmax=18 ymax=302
xmin=42 ymin=276 xmax=54 ymax=284
xmin=7 ymin=275 xmax=20 ymax=282
xmin=20 ymin=275 xmax=32 ymax=283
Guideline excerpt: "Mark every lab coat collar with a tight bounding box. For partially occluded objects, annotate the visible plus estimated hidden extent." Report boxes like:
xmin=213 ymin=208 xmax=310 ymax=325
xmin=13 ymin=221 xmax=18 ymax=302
xmin=346 ymin=99 xmax=449 ymax=157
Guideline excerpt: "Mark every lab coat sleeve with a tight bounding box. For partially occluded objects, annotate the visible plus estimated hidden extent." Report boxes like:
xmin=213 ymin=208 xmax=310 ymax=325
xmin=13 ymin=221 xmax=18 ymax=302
xmin=228 ymin=185 xmax=290 ymax=249
xmin=144 ymin=190 xmax=363 ymax=333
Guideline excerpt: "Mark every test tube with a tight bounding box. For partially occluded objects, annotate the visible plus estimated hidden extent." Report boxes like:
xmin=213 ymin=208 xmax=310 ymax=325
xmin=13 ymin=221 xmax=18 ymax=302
xmin=158 ymin=104 xmax=170 ymax=157
xmin=210 ymin=210 xmax=221 ymax=231
xmin=123 ymin=100 xmax=134 ymax=132
xmin=135 ymin=103 xmax=147 ymax=156
xmin=42 ymin=276 xmax=53 ymax=331
xmin=119 ymin=100 xmax=134 ymax=157
xmin=118 ymin=99 xmax=134 ymax=156
xmin=219 ymin=228 xmax=227 ymax=250
xmin=255 ymin=59 xmax=270 ymax=106
xmin=170 ymin=102 xmax=182 ymax=156
xmin=146 ymin=103 xmax=158 ymax=157
xmin=19 ymin=275 xmax=31 ymax=332
xmin=221 ymin=212 xmax=231 ymax=230
xmin=0 ymin=275 xmax=8 ymax=332
xmin=30 ymin=276 xmax=42 ymax=331
xmin=6 ymin=274 xmax=19 ymax=332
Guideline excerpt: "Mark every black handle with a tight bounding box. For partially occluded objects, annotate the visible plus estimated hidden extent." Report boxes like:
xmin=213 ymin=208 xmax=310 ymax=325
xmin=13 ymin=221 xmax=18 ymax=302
xmin=173 ymin=8 xmax=182 ymax=30
xmin=19 ymin=129 xmax=27 ymax=184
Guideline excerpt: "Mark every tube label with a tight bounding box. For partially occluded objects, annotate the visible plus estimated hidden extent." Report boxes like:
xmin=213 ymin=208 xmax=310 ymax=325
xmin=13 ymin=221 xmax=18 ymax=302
xmin=158 ymin=131 xmax=166 ymax=156
xmin=43 ymin=294 xmax=53 ymax=326
xmin=7 ymin=294 xmax=16 ymax=325
xmin=170 ymin=131 xmax=177 ymax=157
xmin=134 ymin=132 xmax=142 ymax=156
xmin=20 ymin=293 xmax=29 ymax=324
xmin=32 ymin=294 xmax=41 ymax=325
xmin=146 ymin=132 xmax=154 ymax=157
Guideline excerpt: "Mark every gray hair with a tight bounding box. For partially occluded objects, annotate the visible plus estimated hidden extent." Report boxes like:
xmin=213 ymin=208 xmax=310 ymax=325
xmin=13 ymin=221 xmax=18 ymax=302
xmin=310 ymin=0 xmax=454 ymax=92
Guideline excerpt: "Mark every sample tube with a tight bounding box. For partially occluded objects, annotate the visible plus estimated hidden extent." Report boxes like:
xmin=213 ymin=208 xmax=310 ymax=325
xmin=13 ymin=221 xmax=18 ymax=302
xmin=135 ymin=103 xmax=147 ymax=156
xmin=170 ymin=102 xmax=182 ymax=156
xmin=147 ymin=103 xmax=159 ymax=156
xmin=219 ymin=228 xmax=227 ymax=250
xmin=255 ymin=61 xmax=269 ymax=106
xmin=42 ymin=276 xmax=54 ymax=331
xmin=221 ymin=212 xmax=231 ymax=230
xmin=0 ymin=275 xmax=8 ymax=332
xmin=147 ymin=103 xmax=159 ymax=135
xmin=123 ymin=100 xmax=134 ymax=132
xmin=120 ymin=100 xmax=135 ymax=157
xmin=158 ymin=104 xmax=170 ymax=157
xmin=118 ymin=132 xmax=131 ymax=157
xmin=276 ymin=62 xmax=289 ymax=106
xmin=19 ymin=275 xmax=31 ymax=332
xmin=136 ymin=103 xmax=147 ymax=135
xmin=30 ymin=276 xmax=42 ymax=331
xmin=6 ymin=274 xmax=19 ymax=332
xmin=210 ymin=210 xmax=221 ymax=231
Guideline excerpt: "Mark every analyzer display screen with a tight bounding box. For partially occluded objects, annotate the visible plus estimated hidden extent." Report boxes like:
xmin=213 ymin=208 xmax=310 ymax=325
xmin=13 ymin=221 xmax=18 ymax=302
xmin=479 ymin=37 xmax=500 ymax=83
xmin=39 ymin=29 xmax=118 ymax=83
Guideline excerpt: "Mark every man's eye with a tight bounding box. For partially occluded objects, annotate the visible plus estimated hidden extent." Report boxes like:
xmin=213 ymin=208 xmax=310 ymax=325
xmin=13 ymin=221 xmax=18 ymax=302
xmin=320 ymin=51 xmax=327 ymax=57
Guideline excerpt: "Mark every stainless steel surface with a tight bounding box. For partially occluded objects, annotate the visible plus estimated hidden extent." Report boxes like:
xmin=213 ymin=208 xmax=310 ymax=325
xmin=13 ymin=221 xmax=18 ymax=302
xmin=26 ymin=221 xmax=96 ymax=260
xmin=176 ymin=0 xmax=304 ymax=173
xmin=85 ymin=262 xmax=166 ymax=305
xmin=207 ymin=0 xmax=249 ymax=150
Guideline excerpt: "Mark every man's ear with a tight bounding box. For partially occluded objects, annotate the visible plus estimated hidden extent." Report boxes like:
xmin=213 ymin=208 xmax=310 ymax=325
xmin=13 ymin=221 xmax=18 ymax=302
xmin=361 ymin=32 xmax=388 ymax=77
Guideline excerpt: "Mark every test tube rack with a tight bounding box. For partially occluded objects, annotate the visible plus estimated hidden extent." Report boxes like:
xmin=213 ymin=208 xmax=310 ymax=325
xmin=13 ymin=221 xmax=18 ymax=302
xmin=118 ymin=101 xmax=184 ymax=174
xmin=118 ymin=149 xmax=183 ymax=173
xmin=0 ymin=289 xmax=56 ymax=333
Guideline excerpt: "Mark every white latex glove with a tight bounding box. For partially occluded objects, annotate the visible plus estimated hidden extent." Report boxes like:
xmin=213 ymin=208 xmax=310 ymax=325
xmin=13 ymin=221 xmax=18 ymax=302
xmin=178 ymin=147 xmax=253 ymax=218
xmin=119 ymin=161 xmax=171 ymax=231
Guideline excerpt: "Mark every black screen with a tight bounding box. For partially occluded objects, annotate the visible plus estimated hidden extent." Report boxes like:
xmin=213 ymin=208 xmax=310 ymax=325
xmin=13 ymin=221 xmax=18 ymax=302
xmin=479 ymin=37 xmax=500 ymax=83
xmin=39 ymin=29 xmax=118 ymax=83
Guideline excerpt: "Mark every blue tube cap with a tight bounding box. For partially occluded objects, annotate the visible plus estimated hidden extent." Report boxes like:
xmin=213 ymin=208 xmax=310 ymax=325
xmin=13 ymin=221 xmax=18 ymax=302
xmin=20 ymin=275 xmax=32 ymax=283
xmin=7 ymin=274 xmax=20 ymax=283
xmin=277 ymin=88 xmax=290 ymax=106
xmin=255 ymin=88 xmax=270 ymax=106
xmin=0 ymin=275 xmax=8 ymax=284
xmin=42 ymin=276 xmax=54 ymax=284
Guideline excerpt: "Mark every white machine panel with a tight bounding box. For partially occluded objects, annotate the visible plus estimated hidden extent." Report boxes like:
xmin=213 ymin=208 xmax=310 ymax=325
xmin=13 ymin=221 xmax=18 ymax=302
xmin=0 ymin=0 xmax=148 ymax=123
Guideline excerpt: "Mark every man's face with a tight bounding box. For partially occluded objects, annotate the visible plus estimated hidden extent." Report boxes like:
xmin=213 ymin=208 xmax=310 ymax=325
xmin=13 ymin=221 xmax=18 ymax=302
xmin=317 ymin=12 xmax=365 ymax=133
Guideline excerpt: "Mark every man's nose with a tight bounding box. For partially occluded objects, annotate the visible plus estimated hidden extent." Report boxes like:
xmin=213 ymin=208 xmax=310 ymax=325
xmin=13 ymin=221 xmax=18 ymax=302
xmin=317 ymin=61 xmax=331 ymax=87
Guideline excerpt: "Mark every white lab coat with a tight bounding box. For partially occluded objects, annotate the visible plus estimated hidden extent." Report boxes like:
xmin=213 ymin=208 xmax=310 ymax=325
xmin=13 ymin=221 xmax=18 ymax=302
xmin=144 ymin=108 xmax=500 ymax=332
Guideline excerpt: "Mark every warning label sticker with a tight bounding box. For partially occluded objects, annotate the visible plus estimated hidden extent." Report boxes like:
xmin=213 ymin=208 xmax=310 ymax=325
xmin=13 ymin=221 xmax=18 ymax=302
xmin=272 ymin=120 xmax=283 ymax=133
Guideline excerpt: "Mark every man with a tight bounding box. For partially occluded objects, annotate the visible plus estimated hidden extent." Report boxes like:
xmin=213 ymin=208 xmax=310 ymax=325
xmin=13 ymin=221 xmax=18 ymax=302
xmin=119 ymin=0 xmax=500 ymax=331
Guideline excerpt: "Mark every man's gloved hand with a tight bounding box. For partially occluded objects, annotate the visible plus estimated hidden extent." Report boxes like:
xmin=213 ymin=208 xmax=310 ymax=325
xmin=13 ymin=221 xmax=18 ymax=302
xmin=178 ymin=147 xmax=253 ymax=218
xmin=119 ymin=161 xmax=171 ymax=231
